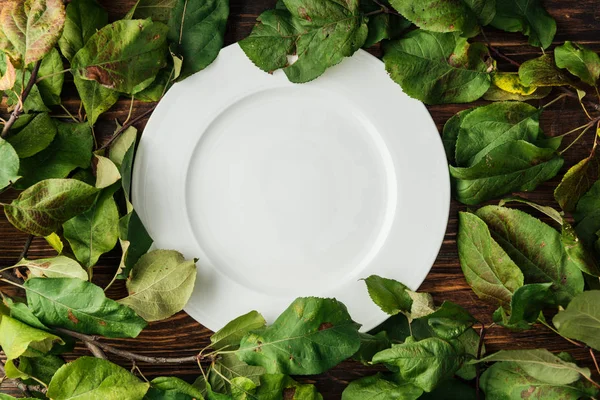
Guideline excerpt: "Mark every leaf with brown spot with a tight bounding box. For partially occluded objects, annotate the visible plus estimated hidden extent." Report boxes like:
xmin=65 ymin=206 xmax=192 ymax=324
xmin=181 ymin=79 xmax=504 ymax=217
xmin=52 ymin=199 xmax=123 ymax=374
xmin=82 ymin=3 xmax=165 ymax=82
xmin=118 ymin=250 xmax=197 ymax=322
xmin=0 ymin=0 xmax=66 ymax=65
xmin=240 ymin=0 xmax=367 ymax=83
xmin=71 ymin=19 xmax=168 ymax=94
xmin=480 ymin=362 xmax=598 ymax=399
xmin=24 ymin=277 xmax=147 ymax=338
xmin=4 ymin=179 xmax=99 ymax=236
xmin=0 ymin=51 xmax=16 ymax=90
xmin=476 ymin=205 xmax=585 ymax=306
xmin=16 ymin=256 xmax=88 ymax=280
xmin=67 ymin=309 xmax=79 ymax=324
xmin=238 ymin=297 xmax=360 ymax=375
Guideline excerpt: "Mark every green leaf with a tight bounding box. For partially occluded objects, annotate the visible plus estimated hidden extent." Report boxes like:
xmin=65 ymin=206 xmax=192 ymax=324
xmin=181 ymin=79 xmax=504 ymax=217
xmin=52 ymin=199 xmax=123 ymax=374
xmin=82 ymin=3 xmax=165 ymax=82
xmin=555 ymin=145 xmax=599 ymax=212
xmin=473 ymin=349 xmax=590 ymax=385
xmin=341 ymin=373 xmax=423 ymax=400
xmin=457 ymin=211 xmax=524 ymax=307
xmin=252 ymin=374 xmax=322 ymax=400
xmin=93 ymin=155 xmax=121 ymax=189
xmin=126 ymin=0 xmax=177 ymax=23
xmin=555 ymin=41 xmax=600 ymax=86
xmin=421 ymin=301 xmax=477 ymax=340
xmin=383 ymin=30 xmax=492 ymax=104
xmin=9 ymin=354 xmax=65 ymax=385
xmin=15 ymin=122 xmax=94 ymax=189
xmin=37 ymin=48 xmax=64 ymax=105
xmin=476 ymin=205 xmax=585 ymax=306
xmin=442 ymin=109 xmax=475 ymax=165
xmin=48 ymin=357 xmax=150 ymax=400
xmin=364 ymin=275 xmax=412 ymax=316
xmin=520 ymin=54 xmax=573 ymax=87
xmin=109 ymin=126 xmax=138 ymax=169
xmin=372 ymin=337 xmax=465 ymax=392
xmin=74 ymin=76 xmax=120 ymax=126
xmin=388 ymin=0 xmax=495 ymax=37
xmin=168 ymin=0 xmax=229 ymax=80
xmin=0 ymin=0 xmax=66 ymax=64
xmin=480 ymin=362 xmax=598 ymax=400
xmin=238 ymin=297 xmax=361 ymax=375
xmin=0 ymin=137 xmax=20 ymax=190
xmin=58 ymin=0 xmax=108 ymax=62
xmin=118 ymin=250 xmax=197 ymax=322
xmin=145 ymin=376 xmax=205 ymax=400
xmin=0 ymin=315 xmax=64 ymax=360
xmin=25 ymin=277 xmax=147 ymax=338
xmin=493 ymin=283 xmax=554 ymax=330
xmin=454 ymin=101 xmax=541 ymax=166
xmin=419 ymin=379 xmax=476 ymax=400
xmin=3 ymin=297 xmax=49 ymax=330
xmin=490 ymin=0 xmax=556 ymax=48
xmin=561 ymin=221 xmax=600 ymax=277
xmin=6 ymin=113 xmax=57 ymax=158
xmin=360 ymin=0 xmax=410 ymax=48
xmin=117 ymin=210 xmax=153 ymax=279
xmin=450 ymin=140 xmax=563 ymax=205
xmin=16 ymin=256 xmax=88 ymax=280
xmin=353 ymin=331 xmax=391 ymax=365
xmin=239 ymin=10 xmax=297 ymax=74
xmin=553 ymin=291 xmax=600 ymax=351
xmin=63 ymin=189 xmax=119 ymax=269
xmin=574 ymin=180 xmax=600 ymax=249
xmin=72 ymin=19 xmax=168 ymax=94
xmin=242 ymin=2 xmax=367 ymax=83
xmin=208 ymin=353 xmax=266 ymax=394
xmin=211 ymin=310 xmax=266 ymax=351
xmin=5 ymin=179 xmax=98 ymax=236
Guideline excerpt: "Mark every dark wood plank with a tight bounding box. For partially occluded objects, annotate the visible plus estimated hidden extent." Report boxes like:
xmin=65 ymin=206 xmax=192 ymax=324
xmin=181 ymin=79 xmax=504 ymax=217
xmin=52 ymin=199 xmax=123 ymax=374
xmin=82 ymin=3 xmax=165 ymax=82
xmin=1 ymin=1 xmax=600 ymax=398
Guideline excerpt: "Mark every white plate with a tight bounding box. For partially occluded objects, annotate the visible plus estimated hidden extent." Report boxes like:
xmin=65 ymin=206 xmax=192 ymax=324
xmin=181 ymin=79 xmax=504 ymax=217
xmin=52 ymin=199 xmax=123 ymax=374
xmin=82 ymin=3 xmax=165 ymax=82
xmin=132 ymin=44 xmax=450 ymax=332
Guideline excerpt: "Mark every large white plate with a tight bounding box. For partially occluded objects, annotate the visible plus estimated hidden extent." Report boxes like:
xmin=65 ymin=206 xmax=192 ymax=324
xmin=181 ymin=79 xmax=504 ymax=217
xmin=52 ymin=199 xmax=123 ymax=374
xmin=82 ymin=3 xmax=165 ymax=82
xmin=132 ymin=44 xmax=450 ymax=332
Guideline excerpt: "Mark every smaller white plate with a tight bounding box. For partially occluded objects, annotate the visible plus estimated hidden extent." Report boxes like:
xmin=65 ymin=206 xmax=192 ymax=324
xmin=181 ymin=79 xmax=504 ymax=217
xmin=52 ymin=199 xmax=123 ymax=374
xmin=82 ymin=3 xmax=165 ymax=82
xmin=132 ymin=44 xmax=450 ymax=332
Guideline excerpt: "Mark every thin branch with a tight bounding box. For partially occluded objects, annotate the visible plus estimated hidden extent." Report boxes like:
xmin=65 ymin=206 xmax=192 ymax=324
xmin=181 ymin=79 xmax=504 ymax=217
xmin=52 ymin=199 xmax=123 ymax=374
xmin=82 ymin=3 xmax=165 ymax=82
xmin=475 ymin=323 xmax=487 ymax=400
xmin=480 ymin=30 xmax=521 ymax=68
xmin=19 ymin=235 xmax=34 ymax=261
xmin=55 ymin=328 xmax=200 ymax=364
xmin=591 ymin=348 xmax=600 ymax=376
xmin=85 ymin=341 xmax=108 ymax=359
xmin=538 ymin=317 xmax=586 ymax=348
xmin=1 ymin=61 xmax=42 ymax=139
xmin=97 ymin=106 xmax=155 ymax=151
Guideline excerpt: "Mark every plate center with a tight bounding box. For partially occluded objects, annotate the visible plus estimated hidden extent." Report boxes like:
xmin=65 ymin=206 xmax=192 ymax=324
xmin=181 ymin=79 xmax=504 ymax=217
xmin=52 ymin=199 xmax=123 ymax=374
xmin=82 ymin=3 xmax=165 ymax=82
xmin=186 ymin=86 xmax=395 ymax=296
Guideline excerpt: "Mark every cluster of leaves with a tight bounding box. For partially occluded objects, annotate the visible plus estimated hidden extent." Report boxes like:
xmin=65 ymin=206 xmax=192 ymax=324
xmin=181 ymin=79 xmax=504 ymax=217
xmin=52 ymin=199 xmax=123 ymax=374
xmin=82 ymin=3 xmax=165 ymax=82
xmin=1 ymin=0 xmax=600 ymax=398
xmin=5 ymin=271 xmax=595 ymax=400
xmin=0 ymin=0 xmax=228 ymax=397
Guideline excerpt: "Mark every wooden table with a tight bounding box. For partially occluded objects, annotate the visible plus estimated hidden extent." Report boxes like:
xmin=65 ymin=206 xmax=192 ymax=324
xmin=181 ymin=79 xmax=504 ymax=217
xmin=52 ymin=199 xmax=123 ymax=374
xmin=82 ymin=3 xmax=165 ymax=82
xmin=1 ymin=1 xmax=599 ymax=398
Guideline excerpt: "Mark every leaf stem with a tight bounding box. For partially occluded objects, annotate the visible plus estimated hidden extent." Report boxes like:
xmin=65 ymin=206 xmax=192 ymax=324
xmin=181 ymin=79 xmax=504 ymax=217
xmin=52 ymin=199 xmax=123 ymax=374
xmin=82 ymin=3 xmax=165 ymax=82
xmin=537 ymin=317 xmax=585 ymax=347
xmin=591 ymin=348 xmax=600 ymax=376
xmin=559 ymin=124 xmax=593 ymax=155
xmin=475 ymin=323 xmax=487 ymax=400
xmin=1 ymin=60 xmax=42 ymax=139
xmin=35 ymin=68 xmax=71 ymax=84
xmin=97 ymin=106 xmax=155 ymax=151
xmin=542 ymin=93 xmax=568 ymax=109
xmin=54 ymin=328 xmax=202 ymax=364
xmin=59 ymin=104 xmax=79 ymax=123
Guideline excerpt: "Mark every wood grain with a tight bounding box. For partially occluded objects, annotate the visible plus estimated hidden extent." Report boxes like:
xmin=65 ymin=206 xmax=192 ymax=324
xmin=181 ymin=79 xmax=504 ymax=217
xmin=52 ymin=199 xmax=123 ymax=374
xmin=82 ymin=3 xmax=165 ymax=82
xmin=1 ymin=0 xmax=600 ymax=398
